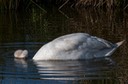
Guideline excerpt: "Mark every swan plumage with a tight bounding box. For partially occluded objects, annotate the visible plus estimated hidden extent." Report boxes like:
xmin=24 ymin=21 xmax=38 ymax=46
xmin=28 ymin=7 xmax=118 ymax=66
xmin=32 ymin=33 xmax=124 ymax=60
xmin=14 ymin=49 xmax=28 ymax=59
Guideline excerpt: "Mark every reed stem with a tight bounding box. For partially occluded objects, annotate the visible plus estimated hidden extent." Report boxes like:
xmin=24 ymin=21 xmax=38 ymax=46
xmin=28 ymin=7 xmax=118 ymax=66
xmin=30 ymin=0 xmax=47 ymax=13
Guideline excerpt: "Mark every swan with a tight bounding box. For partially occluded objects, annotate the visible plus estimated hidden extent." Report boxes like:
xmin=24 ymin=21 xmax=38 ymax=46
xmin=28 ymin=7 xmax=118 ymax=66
xmin=14 ymin=33 xmax=124 ymax=60
xmin=14 ymin=49 xmax=28 ymax=59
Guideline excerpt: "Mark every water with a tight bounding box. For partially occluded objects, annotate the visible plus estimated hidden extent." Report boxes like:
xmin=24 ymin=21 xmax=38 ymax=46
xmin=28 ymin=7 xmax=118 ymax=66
xmin=0 ymin=6 xmax=128 ymax=84
xmin=0 ymin=43 xmax=117 ymax=84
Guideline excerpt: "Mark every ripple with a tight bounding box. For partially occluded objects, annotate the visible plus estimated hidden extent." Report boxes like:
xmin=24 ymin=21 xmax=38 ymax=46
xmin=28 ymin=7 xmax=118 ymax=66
xmin=32 ymin=59 xmax=115 ymax=80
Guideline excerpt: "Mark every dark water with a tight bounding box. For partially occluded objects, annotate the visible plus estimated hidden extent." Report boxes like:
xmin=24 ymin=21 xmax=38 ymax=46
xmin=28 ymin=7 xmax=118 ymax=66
xmin=0 ymin=6 xmax=128 ymax=84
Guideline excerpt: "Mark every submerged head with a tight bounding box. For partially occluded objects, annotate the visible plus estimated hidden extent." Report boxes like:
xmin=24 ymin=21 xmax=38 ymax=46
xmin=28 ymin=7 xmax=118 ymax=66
xmin=14 ymin=49 xmax=28 ymax=59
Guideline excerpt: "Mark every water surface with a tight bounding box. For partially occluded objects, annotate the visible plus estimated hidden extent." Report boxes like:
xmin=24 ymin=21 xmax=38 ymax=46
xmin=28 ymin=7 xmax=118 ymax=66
xmin=0 ymin=42 xmax=117 ymax=84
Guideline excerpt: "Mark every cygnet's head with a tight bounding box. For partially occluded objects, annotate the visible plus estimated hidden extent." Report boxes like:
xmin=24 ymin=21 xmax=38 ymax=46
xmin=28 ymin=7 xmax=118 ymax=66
xmin=14 ymin=49 xmax=28 ymax=59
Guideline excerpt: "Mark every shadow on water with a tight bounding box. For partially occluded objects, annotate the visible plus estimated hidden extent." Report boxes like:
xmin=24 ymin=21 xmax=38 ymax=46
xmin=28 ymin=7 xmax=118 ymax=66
xmin=0 ymin=5 xmax=128 ymax=83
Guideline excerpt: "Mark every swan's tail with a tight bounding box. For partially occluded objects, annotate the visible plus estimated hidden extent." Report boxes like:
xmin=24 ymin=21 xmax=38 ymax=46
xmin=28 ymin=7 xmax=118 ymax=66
xmin=105 ymin=40 xmax=125 ymax=56
xmin=116 ymin=40 xmax=125 ymax=47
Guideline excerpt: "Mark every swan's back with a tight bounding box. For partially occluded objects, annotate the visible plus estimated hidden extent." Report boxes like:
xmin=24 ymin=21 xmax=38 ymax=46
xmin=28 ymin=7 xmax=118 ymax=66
xmin=33 ymin=33 xmax=120 ymax=60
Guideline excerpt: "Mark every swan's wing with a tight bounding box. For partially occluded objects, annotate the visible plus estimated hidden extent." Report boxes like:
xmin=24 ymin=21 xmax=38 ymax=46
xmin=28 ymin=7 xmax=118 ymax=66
xmin=86 ymin=36 xmax=115 ymax=50
xmin=53 ymin=33 xmax=89 ymax=51
xmin=52 ymin=33 xmax=115 ymax=51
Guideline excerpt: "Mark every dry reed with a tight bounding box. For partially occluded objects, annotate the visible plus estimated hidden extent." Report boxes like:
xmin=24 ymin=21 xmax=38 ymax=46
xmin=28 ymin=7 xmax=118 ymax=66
xmin=58 ymin=0 xmax=128 ymax=9
xmin=0 ymin=0 xmax=127 ymax=10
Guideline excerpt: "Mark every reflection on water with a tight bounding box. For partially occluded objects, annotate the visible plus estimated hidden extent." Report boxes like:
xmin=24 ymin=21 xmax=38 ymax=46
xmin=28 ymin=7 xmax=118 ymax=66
xmin=0 ymin=6 xmax=128 ymax=84
xmin=33 ymin=59 xmax=114 ymax=80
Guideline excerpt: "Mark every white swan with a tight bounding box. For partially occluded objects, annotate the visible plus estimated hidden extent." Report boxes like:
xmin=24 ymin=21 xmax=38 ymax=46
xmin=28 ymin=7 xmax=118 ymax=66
xmin=14 ymin=33 xmax=124 ymax=60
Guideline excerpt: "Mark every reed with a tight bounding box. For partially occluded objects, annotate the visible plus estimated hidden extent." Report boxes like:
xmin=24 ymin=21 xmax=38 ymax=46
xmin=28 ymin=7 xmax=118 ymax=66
xmin=0 ymin=0 xmax=20 ymax=10
xmin=0 ymin=0 xmax=30 ymax=10
xmin=75 ymin=0 xmax=117 ymax=8
xmin=57 ymin=0 xmax=128 ymax=9
xmin=0 ymin=0 xmax=127 ymax=10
